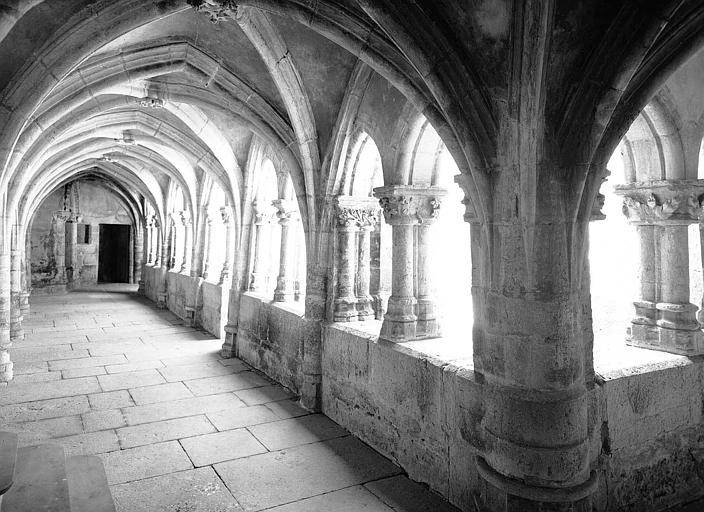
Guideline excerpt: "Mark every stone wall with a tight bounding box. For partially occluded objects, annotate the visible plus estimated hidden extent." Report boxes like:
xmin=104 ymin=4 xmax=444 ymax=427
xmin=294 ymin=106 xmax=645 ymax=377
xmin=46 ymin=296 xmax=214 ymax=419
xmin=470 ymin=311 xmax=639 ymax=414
xmin=598 ymin=359 xmax=704 ymax=511
xmin=30 ymin=181 xmax=131 ymax=292
xmin=321 ymin=323 xmax=480 ymax=511
xmin=236 ymin=292 xmax=306 ymax=394
xmin=141 ymin=265 xmax=228 ymax=340
xmin=321 ymin=321 xmax=704 ymax=512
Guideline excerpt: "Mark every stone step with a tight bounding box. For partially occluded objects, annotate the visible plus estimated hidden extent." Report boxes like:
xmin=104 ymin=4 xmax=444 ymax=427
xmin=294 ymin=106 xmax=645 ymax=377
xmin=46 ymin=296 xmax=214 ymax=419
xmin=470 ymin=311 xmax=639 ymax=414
xmin=2 ymin=444 xmax=70 ymax=512
xmin=0 ymin=431 xmax=19 ymax=511
xmin=65 ymin=455 xmax=115 ymax=512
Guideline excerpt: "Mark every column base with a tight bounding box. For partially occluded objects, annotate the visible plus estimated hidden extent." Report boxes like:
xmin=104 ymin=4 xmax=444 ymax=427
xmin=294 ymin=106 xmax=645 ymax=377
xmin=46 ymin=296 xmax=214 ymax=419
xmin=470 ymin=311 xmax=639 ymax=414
xmin=356 ymin=296 xmax=375 ymax=321
xmin=477 ymin=457 xmax=596 ymax=512
xmin=627 ymin=322 xmax=704 ymax=355
xmin=273 ymin=277 xmax=295 ymax=302
xmin=221 ymin=324 xmax=237 ymax=358
xmin=380 ymin=296 xmax=417 ymax=341
xmin=334 ymin=298 xmax=359 ymax=322
xmin=137 ymin=280 xmax=145 ymax=294
xmin=19 ymin=292 xmax=30 ymax=317
xmin=156 ymin=292 xmax=167 ymax=309
xmin=416 ymin=298 xmax=441 ymax=338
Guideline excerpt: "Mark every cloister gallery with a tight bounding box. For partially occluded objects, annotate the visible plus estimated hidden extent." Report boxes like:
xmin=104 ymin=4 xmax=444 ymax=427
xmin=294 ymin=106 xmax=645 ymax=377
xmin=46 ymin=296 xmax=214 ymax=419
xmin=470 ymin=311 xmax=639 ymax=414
xmin=1 ymin=1 xmax=704 ymax=511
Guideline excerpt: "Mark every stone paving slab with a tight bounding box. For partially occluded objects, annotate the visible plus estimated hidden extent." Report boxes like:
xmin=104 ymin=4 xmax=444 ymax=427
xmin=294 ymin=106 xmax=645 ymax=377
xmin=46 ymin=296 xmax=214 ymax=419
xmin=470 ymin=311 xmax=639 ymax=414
xmin=122 ymin=393 xmax=245 ymax=425
xmin=0 ymin=395 xmax=90 ymax=424
xmin=88 ymin=390 xmax=134 ymax=410
xmin=264 ymin=486 xmax=394 ymax=511
xmin=365 ymin=475 xmax=462 ymax=512
xmin=49 ymin=354 xmax=127 ymax=371
xmin=111 ymin=467 xmax=242 ymax=512
xmin=82 ymin=409 xmax=127 ymax=432
xmin=97 ymin=369 xmax=166 ymax=392
xmin=180 ymin=428 xmax=267 ymax=466
xmin=183 ymin=371 xmax=270 ymax=396
xmin=214 ymin=436 xmax=403 ymax=511
xmin=206 ymin=404 xmax=281 ymax=431
xmin=116 ymin=415 xmax=215 ymax=448
xmin=99 ymin=440 xmax=193 ymax=485
xmin=235 ymin=385 xmax=295 ymax=406
xmin=4 ymin=288 xmax=460 ymax=512
xmin=0 ymin=376 xmax=101 ymax=405
xmin=247 ymin=414 xmax=349 ymax=451
xmin=52 ymin=429 xmax=120 ymax=456
xmin=128 ymin=381 xmax=194 ymax=405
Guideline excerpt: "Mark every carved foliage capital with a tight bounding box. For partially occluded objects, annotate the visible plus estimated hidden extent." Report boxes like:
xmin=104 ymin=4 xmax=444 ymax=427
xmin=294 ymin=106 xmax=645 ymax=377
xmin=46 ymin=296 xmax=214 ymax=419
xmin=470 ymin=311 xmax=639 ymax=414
xmin=187 ymin=0 xmax=239 ymax=23
xmin=52 ymin=210 xmax=71 ymax=223
xmin=377 ymin=195 xmax=441 ymax=224
xmin=335 ymin=206 xmax=378 ymax=229
xmin=220 ymin=206 xmax=232 ymax=225
xmin=179 ymin=210 xmax=192 ymax=226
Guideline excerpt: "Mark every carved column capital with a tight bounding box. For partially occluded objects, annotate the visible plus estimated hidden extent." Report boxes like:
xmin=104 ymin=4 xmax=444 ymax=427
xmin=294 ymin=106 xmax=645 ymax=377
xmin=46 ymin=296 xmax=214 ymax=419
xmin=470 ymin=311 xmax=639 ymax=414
xmin=220 ymin=207 xmax=232 ymax=225
xmin=615 ymin=180 xmax=704 ymax=225
xmin=334 ymin=196 xmax=379 ymax=229
xmin=179 ymin=210 xmax=192 ymax=226
xmin=252 ymin=200 xmax=276 ymax=224
xmin=373 ymin=185 xmax=446 ymax=225
xmin=187 ymin=0 xmax=239 ymax=23
xmin=52 ymin=210 xmax=71 ymax=223
xmin=272 ymin=199 xmax=298 ymax=224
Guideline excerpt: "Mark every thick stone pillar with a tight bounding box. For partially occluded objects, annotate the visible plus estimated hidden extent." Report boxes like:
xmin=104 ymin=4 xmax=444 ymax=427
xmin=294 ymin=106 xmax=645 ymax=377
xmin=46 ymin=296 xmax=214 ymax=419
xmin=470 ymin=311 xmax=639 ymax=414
xmin=249 ymin=201 xmax=275 ymax=292
xmin=333 ymin=198 xmax=360 ymax=321
xmin=0 ymin=247 xmax=12 ymax=385
xmin=272 ymin=200 xmax=297 ymax=302
xmin=461 ymin=168 xmax=597 ymax=510
xmin=64 ymin=214 xmax=78 ymax=286
xmin=52 ymin=211 xmax=70 ymax=283
xmin=374 ymin=186 xmax=443 ymax=341
xmin=179 ymin=211 xmax=192 ymax=274
xmin=219 ymin=207 xmax=233 ymax=286
xmin=616 ymin=181 xmax=704 ymax=354
xmin=415 ymin=192 xmax=446 ymax=338
xmin=10 ymin=224 xmax=23 ymax=345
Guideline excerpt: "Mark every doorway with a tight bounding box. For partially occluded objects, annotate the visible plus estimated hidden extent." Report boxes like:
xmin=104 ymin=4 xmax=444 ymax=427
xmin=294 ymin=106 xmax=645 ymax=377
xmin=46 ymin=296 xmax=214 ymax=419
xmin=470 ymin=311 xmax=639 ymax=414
xmin=98 ymin=224 xmax=131 ymax=283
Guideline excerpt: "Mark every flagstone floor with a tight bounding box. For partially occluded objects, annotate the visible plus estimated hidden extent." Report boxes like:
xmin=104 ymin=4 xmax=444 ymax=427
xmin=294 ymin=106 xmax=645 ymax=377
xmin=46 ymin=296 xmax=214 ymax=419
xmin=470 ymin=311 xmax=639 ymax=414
xmin=0 ymin=285 xmax=458 ymax=512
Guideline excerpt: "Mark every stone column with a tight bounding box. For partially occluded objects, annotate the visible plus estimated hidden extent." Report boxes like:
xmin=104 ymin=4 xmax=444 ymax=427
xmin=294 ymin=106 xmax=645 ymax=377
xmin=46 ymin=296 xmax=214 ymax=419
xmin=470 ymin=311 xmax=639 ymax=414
xmin=249 ymin=201 xmax=275 ymax=292
xmin=168 ymin=220 xmax=177 ymax=270
xmin=0 ymin=247 xmax=12 ymax=386
xmin=272 ymin=200 xmax=297 ymax=302
xmin=201 ymin=214 xmax=212 ymax=280
xmin=157 ymin=227 xmax=168 ymax=308
xmin=192 ymin=207 xmax=208 ymax=278
xmin=146 ymin=216 xmax=154 ymax=265
xmin=52 ymin=211 xmax=71 ymax=283
xmin=151 ymin=218 xmax=161 ymax=267
xmin=374 ymin=186 xmax=444 ymax=341
xmin=65 ymin=214 xmax=78 ymax=286
xmin=354 ymin=200 xmax=380 ymax=321
xmin=21 ymin=234 xmax=30 ymax=319
xmin=134 ymin=221 xmax=144 ymax=293
xmin=415 ymin=192 xmax=446 ymax=338
xmin=219 ymin=207 xmax=233 ymax=286
xmin=333 ymin=198 xmax=360 ymax=321
xmin=616 ymin=181 xmax=704 ymax=354
xmin=10 ymin=224 xmax=23 ymax=345
xmin=179 ymin=210 xmax=192 ymax=274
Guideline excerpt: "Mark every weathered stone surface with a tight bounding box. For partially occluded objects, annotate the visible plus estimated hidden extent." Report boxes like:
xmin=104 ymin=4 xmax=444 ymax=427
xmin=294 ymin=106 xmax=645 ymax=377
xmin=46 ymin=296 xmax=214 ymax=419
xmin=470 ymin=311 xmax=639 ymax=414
xmin=180 ymin=428 xmax=267 ymax=466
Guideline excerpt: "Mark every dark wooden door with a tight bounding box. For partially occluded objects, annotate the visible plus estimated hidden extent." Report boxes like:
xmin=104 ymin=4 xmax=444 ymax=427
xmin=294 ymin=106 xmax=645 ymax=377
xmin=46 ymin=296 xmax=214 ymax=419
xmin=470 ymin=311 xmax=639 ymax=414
xmin=98 ymin=224 xmax=130 ymax=283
